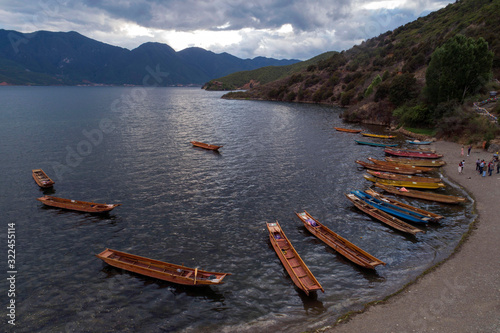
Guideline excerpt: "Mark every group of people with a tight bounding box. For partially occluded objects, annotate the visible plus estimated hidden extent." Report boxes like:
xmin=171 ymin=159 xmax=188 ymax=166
xmin=457 ymin=145 xmax=499 ymax=177
xmin=474 ymin=156 xmax=500 ymax=176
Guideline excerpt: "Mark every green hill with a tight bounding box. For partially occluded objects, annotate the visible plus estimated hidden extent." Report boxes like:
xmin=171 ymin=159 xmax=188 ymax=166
xmin=203 ymin=52 xmax=337 ymax=90
xmin=221 ymin=0 xmax=500 ymax=142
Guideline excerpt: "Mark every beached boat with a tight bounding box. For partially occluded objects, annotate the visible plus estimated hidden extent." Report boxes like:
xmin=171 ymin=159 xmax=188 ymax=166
xmin=96 ymin=248 xmax=230 ymax=285
xmin=384 ymin=148 xmax=443 ymax=159
xmin=32 ymin=169 xmax=55 ymax=188
xmin=356 ymin=160 xmax=422 ymax=175
xmin=362 ymin=133 xmax=396 ymax=139
xmin=345 ymin=193 xmax=423 ymax=235
xmin=365 ymin=189 xmax=443 ymax=221
xmin=384 ymin=157 xmax=446 ymax=167
xmin=364 ymin=175 xmax=445 ymax=189
xmin=36 ymin=195 xmax=121 ymax=213
xmin=267 ymin=221 xmax=324 ymax=295
xmin=355 ymin=140 xmax=398 ymax=147
xmin=352 ymin=190 xmax=433 ymax=223
xmin=334 ymin=127 xmax=362 ymax=133
xmin=367 ymin=157 xmax=433 ymax=172
xmin=374 ymin=183 xmax=467 ymax=204
xmin=366 ymin=170 xmax=442 ymax=183
xmin=406 ymin=140 xmax=432 ymax=145
xmin=295 ymin=211 xmax=385 ymax=269
xmin=190 ymin=141 xmax=223 ymax=151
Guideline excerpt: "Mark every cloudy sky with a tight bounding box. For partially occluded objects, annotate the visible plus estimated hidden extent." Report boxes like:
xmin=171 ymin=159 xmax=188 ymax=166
xmin=0 ymin=0 xmax=453 ymax=60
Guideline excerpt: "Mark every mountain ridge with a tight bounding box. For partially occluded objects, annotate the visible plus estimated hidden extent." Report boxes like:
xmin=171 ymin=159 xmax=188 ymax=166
xmin=220 ymin=0 xmax=500 ymax=136
xmin=0 ymin=29 xmax=300 ymax=86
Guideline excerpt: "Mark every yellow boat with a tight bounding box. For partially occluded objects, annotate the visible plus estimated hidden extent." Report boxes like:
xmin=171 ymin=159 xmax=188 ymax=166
xmin=363 ymin=175 xmax=446 ymax=189
xmin=361 ymin=133 xmax=396 ymax=139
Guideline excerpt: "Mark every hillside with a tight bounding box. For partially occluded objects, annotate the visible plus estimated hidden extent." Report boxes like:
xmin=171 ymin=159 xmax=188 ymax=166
xmin=221 ymin=0 xmax=500 ymax=139
xmin=203 ymin=51 xmax=337 ymax=90
xmin=0 ymin=30 xmax=299 ymax=86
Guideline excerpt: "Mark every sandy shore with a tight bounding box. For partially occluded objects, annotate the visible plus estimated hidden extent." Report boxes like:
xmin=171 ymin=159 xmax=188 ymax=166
xmin=326 ymin=141 xmax=500 ymax=333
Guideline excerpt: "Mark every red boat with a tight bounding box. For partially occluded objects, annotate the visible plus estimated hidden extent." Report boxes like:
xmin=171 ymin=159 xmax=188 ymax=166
xmin=384 ymin=148 xmax=443 ymax=159
xmin=190 ymin=141 xmax=223 ymax=151
xmin=334 ymin=127 xmax=362 ymax=133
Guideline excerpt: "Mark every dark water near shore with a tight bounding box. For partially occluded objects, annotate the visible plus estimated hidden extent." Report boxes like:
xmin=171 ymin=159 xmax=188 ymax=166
xmin=0 ymin=86 xmax=474 ymax=332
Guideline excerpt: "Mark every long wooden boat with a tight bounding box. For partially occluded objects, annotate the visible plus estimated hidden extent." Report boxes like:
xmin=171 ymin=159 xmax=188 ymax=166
xmin=96 ymin=248 xmax=230 ymax=285
xmin=345 ymin=193 xmax=423 ymax=235
xmin=384 ymin=148 xmax=443 ymax=159
xmin=385 ymin=157 xmax=446 ymax=167
xmin=334 ymin=127 xmax=362 ymax=133
xmin=406 ymin=140 xmax=432 ymax=145
xmin=374 ymin=183 xmax=467 ymax=204
xmin=295 ymin=211 xmax=385 ymax=269
xmin=355 ymin=140 xmax=398 ymax=147
xmin=37 ymin=195 xmax=121 ymax=213
xmin=352 ymin=190 xmax=433 ymax=223
xmin=32 ymin=169 xmax=55 ymax=188
xmin=367 ymin=157 xmax=433 ymax=172
xmin=365 ymin=189 xmax=444 ymax=221
xmin=366 ymin=170 xmax=442 ymax=183
xmin=362 ymin=133 xmax=396 ymax=139
xmin=266 ymin=221 xmax=324 ymax=295
xmin=364 ymin=175 xmax=445 ymax=189
xmin=356 ymin=160 xmax=422 ymax=175
xmin=190 ymin=141 xmax=223 ymax=151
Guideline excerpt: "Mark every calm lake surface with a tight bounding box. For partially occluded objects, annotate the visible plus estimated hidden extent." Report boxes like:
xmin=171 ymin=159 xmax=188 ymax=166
xmin=0 ymin=86 xmax=474 ymax=332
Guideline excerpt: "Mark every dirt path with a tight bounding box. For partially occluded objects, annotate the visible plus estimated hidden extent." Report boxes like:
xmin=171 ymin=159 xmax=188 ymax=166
xmin=326 ymin=141 xmax=500 ymax=333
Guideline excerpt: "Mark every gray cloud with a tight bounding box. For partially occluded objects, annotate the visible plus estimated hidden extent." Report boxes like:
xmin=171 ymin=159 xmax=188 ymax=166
xmin=0 ymin=0 xmax=453 ymax=60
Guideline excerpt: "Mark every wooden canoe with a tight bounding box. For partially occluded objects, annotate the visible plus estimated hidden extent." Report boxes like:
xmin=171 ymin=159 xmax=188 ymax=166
xmin=96 ymin=248 xmax=230 ymax=285
xmin=37 ymin=195 xmax=121 ymax=213
xmin=355 ymin=140 xmax=398 ymax=147
xmin=295 ymin=211 xmax=385 ymax=269
xmin=365 ymin=189 xmax=444 ymax=221
xmin=356 ymin=160 xmax=422 ymax=175
xmin=367 ymin=157 xmax=433 ymax=172
xmin=374 ymin=183 xmax=467 ymax=204
xmin=361 ymin=133 xmax=396 ymax=139
xmin=366 ymin=170 xmax=442 ymax=183
xmin=267 ymin=221 xmax=324 ymax=295
xmin=384 ymin=148 xmax=443 ymax=159
xmin=364 ymin=175 xmax=445 ymax=189
xmin=32 ymin=169 xmax=55 ymax=188
xmin=385 ymin=157 xmax=446 ymax=167
xmin=334 ymin=127 xmax=362 ymax=133
xmin=345 ymin=193 xmax=423 ymax=235
xmin=406 ymin=140 xmax=432 ymax=145
xmin=352 ymin=190 xmax=433 ymax=223
xmin=190 ymin=141 xmax=223 ymax=151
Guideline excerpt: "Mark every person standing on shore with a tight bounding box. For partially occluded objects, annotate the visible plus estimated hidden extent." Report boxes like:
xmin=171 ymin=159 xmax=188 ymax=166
xmin=476 ymin=158 xmax=481 ymax=171
xmin=488 ymin=161 xmax=493 ymax=176
xmin=468 ymin=145 xmax=472 ymax=156
xmin=458 ymin=161 xmax=463 ymax=174
xmin=479 ymin=160 xmax=485 ymax=174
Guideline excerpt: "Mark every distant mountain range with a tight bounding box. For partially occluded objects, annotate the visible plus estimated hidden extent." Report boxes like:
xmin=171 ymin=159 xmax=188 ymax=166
xmin=0 ymin=29 xmax=300 ymax=86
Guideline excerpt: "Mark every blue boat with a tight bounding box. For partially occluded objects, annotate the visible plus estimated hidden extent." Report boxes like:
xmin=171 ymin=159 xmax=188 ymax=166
xmin=355 ymin=140 xmax=398 ymax=147
xmin=351 ymin=190 xmax=432 ymax=223
xmin=406 ymin=140 xmax=432 ymax=145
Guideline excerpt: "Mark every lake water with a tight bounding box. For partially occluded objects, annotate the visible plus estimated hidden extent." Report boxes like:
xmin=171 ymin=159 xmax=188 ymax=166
xmin=0 ymin=86 xmax=474 ymax=332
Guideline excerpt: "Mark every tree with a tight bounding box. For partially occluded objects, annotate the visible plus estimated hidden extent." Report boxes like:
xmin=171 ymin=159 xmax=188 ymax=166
xmin=389 ymin=73 xmax=419 ymax=107
xmin=425 ymin=35 xmax=493 ymax=105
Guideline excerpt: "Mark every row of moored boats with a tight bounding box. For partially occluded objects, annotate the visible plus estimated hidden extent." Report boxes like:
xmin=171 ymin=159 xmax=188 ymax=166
xmin=31 ymin=134 xmax=468 ymax=295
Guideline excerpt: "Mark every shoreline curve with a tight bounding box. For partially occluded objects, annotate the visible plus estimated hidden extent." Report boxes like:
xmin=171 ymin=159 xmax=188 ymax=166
xmin=324 ymin=140 xmax=500 ymax=333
